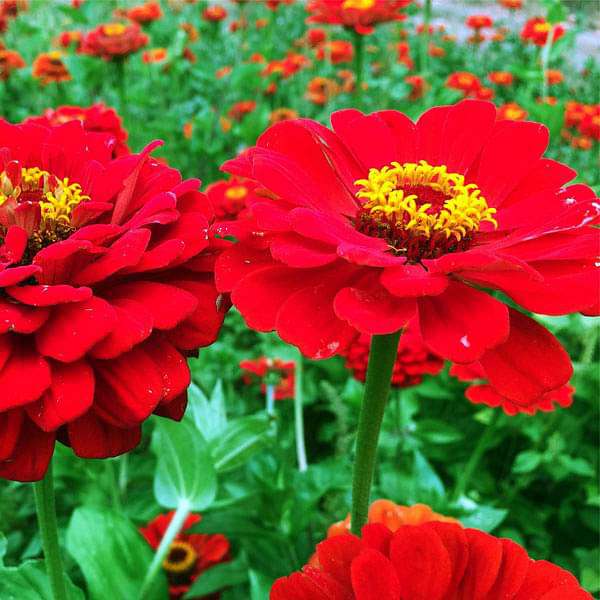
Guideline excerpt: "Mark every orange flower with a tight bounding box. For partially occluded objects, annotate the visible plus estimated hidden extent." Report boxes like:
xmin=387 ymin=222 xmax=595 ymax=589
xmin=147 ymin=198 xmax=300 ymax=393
xmin=488 ymin=70 xmax=513 ymax=86
xmin=467 ymin=31 xmax=486 ymax=44
xmin=219 ymin=116 xmax=232 ymax=132
xmin=571 ymin=135 xmax=592 ymax=150
xmin=264 ymin=81 xmax=277 ymax=95
xmin=203 ymin=4 xmax=227 ymax=21
xmin=497 ymin=102 xmax=527 ymax=121
xmin=56 ymin=30 xmax=82 ymax=50
xmin=255 ymin=18 xmax=268 ymax=29
xmin=428 ymin=43 xmax=445 ymax=57
xmin=32 ymin=51 xmax=71 ymax=84
xmin=315 ymin=39 xmax=353 ymax=64
xmin=142 ymin=47 xmax=167 ymax=64
xmin=405 ymin=74 xmax=427 ymax=100
xmin=215 ymin=65 xmax=231 ymax=78
xmin=183 ymin=121 xmax=193 ymax=139
xmin=180 ymin=22 xmax=199 ymax=42
xmin=499 ymin=0 xmax=521 ymax=8
xmin=306 ymin=76 xmax=339 ymax=105
xmin=538 ymin=95 xmax=558 ymax=105
xmin=545 ymin=69 xmax=564 ymax=85
xmin=227 ymin=100 xmax=256 ymax=121
xmin=465 ymin=14 xmax=493 ymax=29
xmin=269 ymin=108 xmax=299 ymax=125
xmin=337 ymin=68 xmax=355 ymax=93
xmin=445 ymin=71 xmax=481 ymax=95
xmin=82 ymin=22 xmax=148 ymax=60
xmin=126 ymin=1 xmax=162 ymax=23
xmin=0 ymin=48 xmax=24 ymax=80
xmin=490 ymin=31 xmax=506 ymax=42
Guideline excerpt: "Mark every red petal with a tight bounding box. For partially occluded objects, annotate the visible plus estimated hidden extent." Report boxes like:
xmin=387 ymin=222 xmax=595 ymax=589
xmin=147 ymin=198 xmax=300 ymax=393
xmin=0 ymin=408 xmax=23 ymax=460
xmin=486 ymin=538 xmax=530 ymax=600
xmin=381 ymin=266 xmax=449 ymax=298
xmin=351 ymin=548 xmax=401 ymax=600
xmin=316 ymin=534 xmax=362 ymax=588
xmin=514 ymin=560 xmax=585 ymax=600
xmin=0 ymin=298 xmax=49 ymax=333
xmin=456 ymin=529 xmax=503 ymax=599
xmin=6 ymin=284 xmax=92 ymax=306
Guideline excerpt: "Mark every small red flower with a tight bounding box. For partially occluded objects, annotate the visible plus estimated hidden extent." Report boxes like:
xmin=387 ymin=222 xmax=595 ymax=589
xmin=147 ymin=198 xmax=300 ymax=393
xmin=82 ymin=22 xmax=148 ymax=60
xmin=521 ymin=17 xmax=565 ymax=46
xmin=465 ymin=14 xmax=493 ymax=29
xmin=203 ymin=5 xmax=227 ymax=22
xmin=240 ymin=357 xmax=295 ymax=400
xmin=25 ymin=104 xmax=130 ymax=157
xmin=488 ymin=71 xmax=513 ymax=86
xmin=271 ymin=522 xmax=591 ymax=599
xmin=227 ymin=100 xmax=256 ymax=121
xmin=499 ymin=0 xmax=521 ymax=8
xmin=396 ymin=42 xmax=413 ymax=69
xmin=214 ymin=100 xmax=599 ymax=417
xmin=451 ymin=362 xmax=574 ymax=415
xmin=0 ymin=48 xmax=25 ymax=80
xmin=497 ymin=102 xmax=528 ymax=121
xmin=307 ymin=27 xmax=327 ymax=47
xmin=55 ymin=30 xmax=83 ymax=50
xmin=306 ymin=76 xmax=340 ymax=105
xmin=142 ymin=47 xmax=168 ymax=64
xmin=0 ymin=120 xmax=228 ymax=482
xmin=405 ymin=75 xmax=427 ymax=101
xmin=125 ymin=1 xmax=162 ymax=24
xmin=344 ymin=325 xmax=443 ymax=388
xmin=545 ymin=69 xmax=564 ymax=85
xmin=141 ymin=512 xmax=230 ymax=600
xmin=307 ymin=0 xmax=411 ymax=35
xmin=205 ymin=177 xmax=259 ymax=221
xmin=446 ymin=71 xmax=481 ymax=96
xmin=315 ymin=40 xmax=354 ymax=64
xmin=32 ymin=51 xmax=71 ymax=84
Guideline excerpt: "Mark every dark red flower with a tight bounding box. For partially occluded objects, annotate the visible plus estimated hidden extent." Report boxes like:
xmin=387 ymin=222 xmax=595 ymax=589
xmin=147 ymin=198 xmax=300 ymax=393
xmin=82 ymin=22 xmax=148 ymax=60
xmin=25 ymin=104 xmax=130 ymax=157
xmin=0 ymin=120 xmax=228 ymax=482
xmin=405 ymin=75 xmax=427 ymax=100
xmin=344 ymin=324 xmax=443 ymax=388
xmin=0 ymin=48 xmax=25 ymax=80
xmin=141 ymin=511 xmax=230 ymax=600
xmin=32 ymin=51 xmax=71 ymax=84
xmin=271 ymin=522 xmax=591 ymax=599
xmin=205 ymin=177 xmax=260 ymax=221
xmin=307 ymin=28 xmax=327 ymax=47
xmin=307 ymin=0 xmax=411 ymax=35
xmin=214 ymin=100 xmax=599 ymax=417
xmin=240 ymin=357 xmax=295 ymax=400
xmin=521 ymin=17 xmax=565 ymax=46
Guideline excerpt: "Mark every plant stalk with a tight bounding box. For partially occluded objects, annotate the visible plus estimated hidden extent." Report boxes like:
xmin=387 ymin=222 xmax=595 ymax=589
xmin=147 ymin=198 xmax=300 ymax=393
xmin=294 ymin=352 xmax=308 ymax=472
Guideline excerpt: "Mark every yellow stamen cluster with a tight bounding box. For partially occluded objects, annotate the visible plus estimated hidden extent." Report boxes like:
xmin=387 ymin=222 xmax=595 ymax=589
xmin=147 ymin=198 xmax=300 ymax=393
xmin=224 ymin=185 xmax=248 ymax=201
xmin=343 ymin=0 xmax=376 ymax=10
xmin=162 ymin=541 xmax=198 ymax=575
xmin=355 ymin=160 xmax=497 ymax=243
xmin=103 ymin=23 xmax=127 ymax=36
xmin=0 ymin=167 xmax=89 ymax=230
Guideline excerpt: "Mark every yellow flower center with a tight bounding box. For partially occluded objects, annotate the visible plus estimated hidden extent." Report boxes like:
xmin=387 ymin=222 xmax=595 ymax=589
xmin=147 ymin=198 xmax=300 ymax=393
xmin=103 ymin=23 xmax=127 ymax=36
xmin=343 ymin=0 xmax=375 ymax=9
xmin=224 ymin=185 xmax=248 ymax=201
xmin=354 ymin=160 xmax=497 ymax=261
xmin=533 ymin=22 xmax=551 ymax=33
xmin=0 ymin=167 xmax=89 ymax=231
xmin=162 ymin=540 xmax=197 ymax=576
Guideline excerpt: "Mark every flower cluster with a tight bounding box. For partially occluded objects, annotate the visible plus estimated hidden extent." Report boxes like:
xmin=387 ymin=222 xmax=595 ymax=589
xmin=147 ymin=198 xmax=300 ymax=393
xmin=240 ymin=357 xmax=295 ymax=400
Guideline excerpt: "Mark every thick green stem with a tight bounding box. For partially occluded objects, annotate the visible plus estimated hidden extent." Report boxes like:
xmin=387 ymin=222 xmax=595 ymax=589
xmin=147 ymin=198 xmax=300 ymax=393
xmin=33 ymin=463 xmax=68 ymax=600
xmin=453 ymin=411 xmax=499 ymax=500
xmin=351 ymin=331 xmax=401 ymax=535
xmin=139 ymin=499 xmax=191 ymax=600
xmin=352 ymin=30 xmax=364 ymax=96
xmin=294 ymin=352 xmax=308 ymax=472
xmin=419 ymin=0 xmax=432 ymax=74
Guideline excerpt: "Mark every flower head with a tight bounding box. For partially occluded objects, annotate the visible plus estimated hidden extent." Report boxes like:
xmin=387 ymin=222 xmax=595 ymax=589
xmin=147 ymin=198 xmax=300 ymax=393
xmin=521 ymin=17 xmax=565 ymax=46
xmin=0 ymin=48 xmax=25 ymax=80
xmin=240 ymin=357 xmax=295 ymax=400
xmin=214 ymin=100 xmax=599 ymax=417
xmin=315 ymin=40 xmax=354 ymax=64
xmin=269 ymin=108 xmax=299 ymax=125
xmin=0 ymin=120 xmax=228 ymax=482
xmin=227 ymin=100 xmax=256 ymax=121
xmin=32 ymin=51 xmax=71 ymax=84
xmin=488 ymin=71 xmax=513 ymax=86
xmin=141 ymin=512 xmax=230 ymax=600
xmin=306 ymin=76 xmax=340 ymax=104
xmin=125 ymin=1 xmax=162 ymax=24
xmin=203 ymin=5 xmax=227 ymax=22
xmin=465 ymin=14 xmax=493 ymax=29
xmin=205 ymin=177 xmax=259 ymax=221
xmin=446 ymin=71 xmax=481 ymax=96
xmin=272 ymin=522 xmax=591 ymax=599
xmin=142 ymin=47 xmax=168 ymax=64
xmin=56 ymin=30 xmax=83 ymax=50
xmin=82 ymin=22 xmax=148 ymax=60
xmin=497 ymin=102 xmax=528 ymax=121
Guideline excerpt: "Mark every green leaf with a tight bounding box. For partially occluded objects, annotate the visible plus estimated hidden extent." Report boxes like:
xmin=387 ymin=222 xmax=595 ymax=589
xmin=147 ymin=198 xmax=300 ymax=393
xmin=249 ymin=570 xmax=273 ymax=600
xmin=417 ymin=420 xmax=463 ymax=444
xmin=512 ymin=451 xmax=543 ymax=474
xmin=460 ymin=504 xmax=508 ymax=532
xmin=152 ymin=417 xmax=218 ymax=510
xmin=413 ymin=450 xmax=445 ymax=500
xmin=66 ymin=507 xmax=166 ymax=600
xmin=212 ymin=414 xmax=272 ymax=473
xmin=188 ymin=382 xmax=227 ymax=442
xmin=0 ymin=532 xmax=7 ymax=564
xmin=184 ymin=556 xmax=248 ymax=598
xmin=558 ymin=455 xmax=595 ymax=477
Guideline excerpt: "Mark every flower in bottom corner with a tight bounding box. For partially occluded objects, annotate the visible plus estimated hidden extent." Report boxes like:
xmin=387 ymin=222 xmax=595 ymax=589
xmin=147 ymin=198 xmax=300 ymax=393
xmin=141 ymin=512 xmax=230 ymax=599
xmin=272 ymin=522 xmax=592 ymax=599
xmin=0 ymin=120 xmax=229 ymax=482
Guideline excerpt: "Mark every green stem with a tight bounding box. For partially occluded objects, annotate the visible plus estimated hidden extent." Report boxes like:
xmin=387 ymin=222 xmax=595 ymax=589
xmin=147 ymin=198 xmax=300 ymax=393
xmin=139 ymin=499 xmax=191 ymax=600
xmin=294 ymin=352 xmax=308 ymax=472
xmin=350 ymin=331 xmax=401 ymax=535
xmin=419 ymin=0 xmax=432 ymax=74
xmin=352 ymin=30 xmax=365 ymax=96
xmin=33 ymin=463 xmax=68 ymax=600
xmin=580 ymin=321 xmax=599 ymax=364
xmin=453 ymin=411 xmax=499 ymax=501
xmin=265 ymin=383 xmax=275 ymax=417
xmin=540 ymin=24 xmax=555 ymax=100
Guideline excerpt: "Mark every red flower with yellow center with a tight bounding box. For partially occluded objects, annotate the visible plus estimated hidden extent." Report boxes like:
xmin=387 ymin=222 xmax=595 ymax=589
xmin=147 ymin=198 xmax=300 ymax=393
xmin=214 ymin=100 xmax=599 ymax=416
xmin=32 ymin=51 xmax=71 ymax=84
xmin=465 ymin=14 xmax=493 ymax=29
xmin=307 ymin=0 xmax=411 ymax=35
xmin=25 ymin=103 xmax=130 ymax=157
xmin=488 ymin=71 xmax=513 ymax=86
xmin=0 ymin=48 xmax=25 ymax=80
xmin=202 ymin=5 xmax=227 ymax=22
xmin=0 ymin=120 xmax=228 ymax=482
xmin=315 ymin=40 xmax=354 ymax=64
xmin=82 ymin=22 xmax=148 ymax=60
xmin=240 ymin=357 xmax=295 ymax=400
xmin=142 ymin=47 xmax=168 ymax=64
xmin=497 ymin=102 xmax=528 ymax=121
xmin=205 ymin=177 xmax=259 ymax=221
xmin=344 ymin=325 xmax=443 ymax=388
xmin=125 ymin=0 xmax=162 ymax=24
xmin=521 ymin=17 xmax=565 ymax=46
xmin=141 ymin=512 xmax=230 ymax=600
xmin=271 ymin=522 xmax=591 ymax=599
xmin=446 ymin=71 xmax=481 ymax=96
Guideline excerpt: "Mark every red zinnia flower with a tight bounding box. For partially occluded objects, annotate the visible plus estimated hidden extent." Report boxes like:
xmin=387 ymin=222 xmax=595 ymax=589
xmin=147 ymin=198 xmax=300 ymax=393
xmin=25 ymin=103 xmax=130 ymax=157
xmin=579 ymin=109 xmax=600 ymax=140
xmin=488 ymin=71 xmax=513 ymax=86
xmin=0 ymin=120 xmax=228 ymax=482
xmin=307 ymin=28 xmax=327 ymax=47
xmin=203 ymin=5 xmax=227 ymax=22
xmin=214 ymin=100 xmax=599 ymax=417
xmin=271 ymin=522 xmax=591 ymax=599
xmin=306 ymin=76 xmax=340 ymax=105
xmin=445 ymin=72 xmax=481 ymax=96
xmin=344 ymin=324 xmax=443 ymax=388
xmin=56 ymin=31 xmax=83 ymax=50
xmin=141 ymin=511 xmax=230 ymax=600
xmin=125 ymin=0 xmax=162 ymax=24
xmin=450 ymin=362 xmax=574 ymax=415
xmin=497 ymin=102 xmax=528 ymax=121
xmin=405 ymin=76 xmax=427 ymax=101
xmin=142 ymin=47 xmax=168 ymax=64
xmin=521 ymin=17 xmax=565 ymax=46
xmin=315 ymin=40 xmax=354 ymax=64
xmin=545 ymin=69 xmax=564 ymax=85
xmin=32 ymin=51 xmax=71 ymax=84
xmin=465 ymin=14 xmax=493 ymax=29
xmin=82 ymin=22 xmax=148 ymax=60
xmin=205 ymin=177 xmax=259 ymax=221
xmin=227 ymin=100 xmax=256 ymax=121
xmin=240 ymin=357 xmax=295 ymax=400
xmin=307 ymin=0 xmax=411 ymax=35
xmin=0 ymin=48 xmax=25 ymax=80
xmin=499 ymin=0 xmax=521 ymax=8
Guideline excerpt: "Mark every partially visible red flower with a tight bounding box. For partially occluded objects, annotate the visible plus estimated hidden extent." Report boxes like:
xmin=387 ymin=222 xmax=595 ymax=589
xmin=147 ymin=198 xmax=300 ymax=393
xmin=545 ymin=69 xmax=564 ymax=85
xmin=203 ymin=5 xmax=227 ymax=22
xmin=521 ymin=17 xmax=565 ymax=46
xmin=227 ymin=100 xmax=256 ymax=121
xmin=497 ymin=102 xmax=528 ymax=121
xmin=307 ymin=0 xmax=411 ymax=35
xmin=269 ymin=108 xmax=299 ymax=125
xmin=306 ymin=76 xmax=340 ymax=105
xmin=183 ymin=47 xmax=196 ymax=63
xmin=405 ymin=75 xmax=427 ymax=100
xmin=466 ymin=14 xmax=493 ymax=29
xmin=266 ymin=0 xmax=294 ymax=8
xmin=141 ymin=512 xmax=230 ymax=600
xmin=579 ymin=110 xmax=600 ymax=140
xmin=315 ymin=39 xmax=354 ymax=64
xmin=82 ymin=22 xmax=149 ymax=60
xmin=25 ymin=103 xmax=130 ymax=157
xmin=396 ymin=41 xmax=413 ymax=69
xmin=262 ymin=53 xmax=310 ymax=79
xmin=0 ymin=0 xmax=27 ymax=19
xmin=344 ymin=325 xmax=443 ymax=388
xmin=126 ymin=1 xmax=162 ymax=24
xmin=32 ymin=51 xmax=71 ymax=84
xmin=205 ymin=177 xmax=259 ymax=221
xmin=0 ymin=120 xmax=228 ymax=482
xmin=56 ymin=30 xmax=83 ymax=50
xmin=475 ymin=86 xmax=494 ymax=100
xmin=307 ymin=28 xmax=327 ymax=47
xmin=488 ymin=70 xmax=513 ymax=86
xmin=499 ymin=0 xmax=521 ymax=7
xmin=272 ymin=522 xmax=591 ymax=599
xmin=451 ymin=362 xmax=574 ymax=415
xmin=142 ymin=47 xmax=167 ymax=64
xmin=445 ymin=71 xmax=481 ymax=96
xmin=0 ymin=48 xmax=24 ymax=80
xmin=228 ymin=18 xmax=247 ymax=32
xmin=240 ymin=357 xmax=295 ymax=400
